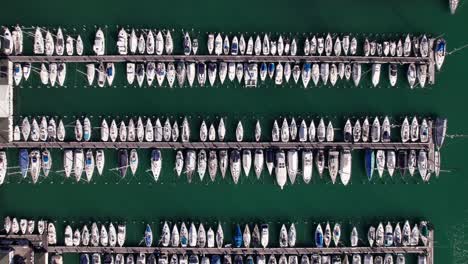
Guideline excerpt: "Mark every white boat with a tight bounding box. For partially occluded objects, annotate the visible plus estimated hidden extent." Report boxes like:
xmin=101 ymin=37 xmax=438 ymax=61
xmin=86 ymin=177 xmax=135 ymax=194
xmin=418 ymin=64 xmax=427 ymax=88
xmin=230 ymin=150 xmax=241 ymax=184
xmin=57 ymin=63 xmax=66 ymax=86
xmin=145 ymin=118 xmax=154 ymax=142
xmin=125 ymin=63 xmax=136 ymax=85
xmin=39 ymin=116 xmax=48 ymax=141
xmin=279 ymin=224 xmax=288 ymax=247
xmin=287 ymin=150 xmax=298 ymax=184
xmin=100 ymin=225 xmax=109 ymax=246
xmin=434 ymin=38 xmax=446 ymax=70
xmin=74 ymin=149 xmax=84 ymax=182
xmin=188 ymin=223 xmax=197 ymax=247
xmin=95 ymin=149 xmax=105 ymax=176
xmin=324 ymin=34 xmax=333 ymax=56
xmin=326 ymin=121 xmax=334 ymax=142
xmin=198 ymin=149 xmax=207 ymax=181
xmin=162 ymin=118 xmax=171 ymax=142
xmin=13 ymin=125 xmax=20 ymax=141
xmin=407 ymin=63 xmax=417 ymax=88
xmin=275 ymin=151 xmax=287 ymax=189
xmin=236 ymin=63 xmax=244 ymax=83
xmin=381 ymin=116 xmax=391 ymax=142
xmin=93 ymin=28 xmax=105 ymax=55
xmin=84 ymin=149 xmax=95 ymax=182
xmin=107 ymin=119 xmax=117 ymax=142
xmin=145 ymin=62 xmax=155 ymax=86
xmin=44 ymin=30 xmax=54 ymax=56
xmin=129 ymin=149 xmax=138 ymax=175
xmin=62 ymin=149 xmax=73 ymax=178
xmin=418 ymin=150 xmax=429 ymax=181
xmin=262 ymin=34 xmax=270 ymax=55
xmin=33 ymin=27 xmax=44 ymax=54
xmin=303 ymin=38 xmax=310 ymax=55
xmin=100 ymin=119 xmax=109 ymax=141
xmin=340 ymin=150 xmax=352 ymax=185
xmin=49 ymin=63 xmax=57 ymax=86
xmin=83 ymin=117 xmax=92 ymax=142
xmin=352 ymin=120 xmax=361 ymax=143
xmin=138 ymin=34 xmax=146 ymax=54
xmin=275 ymin=63 xmax=283 ymax=85
xmin=376 ymin=150 xmax=385 ymax=177
xmin=64 ymin=225 xmax=73 ymax=246
xmin=242 ymin=150 xmax=252 ymax=177
xmin=174 ymin=150 xmax=185 ymax=177
xmin=281 ymin=118 xmax=290 ymax=142
xmin=208 ymin=150 xmax=217 ymax=181
xmin=401 ymin=117 xmax=410 ymax=143
xmin=310 ymin=36 xmax=317 ymax=55
xmin=55 ymin=27 xmax=65 ymax=55
xmin=334 ymin=37 xmax=342 ymax=56
xmin=328 ymin=151 xmax=339 ymax=184
xmin=236 ymin=121 xmax=244 ymax=142
xmin=146 ymin=30 xmax=155 ymax=54
xmin=329 ymin=64 xmax=338 ymax=86
xmin=172 ymin=121 xmax=179 ymax=142
xmin=253 ymin=149 xmax=264 ymax=179
xmin=165 ymin=31 xmax=173 ymax=54
xmin=76 ymin=35 xmax=83 ymax=55
xmin=23 ymin=63 xmax=31 ymax=80
xmin=129 ymin=29 xmax=138 ymax=54
xmin=403 ymin=34 xmax=411 ymax=57
xmin=352 ymin=63 xmax=361 ymax=87
xmin=371 ymin=117 xmax=381 ymax=143
xmin=317 ymin=37 xmax=324 ymax=55
xmin=0 ymin=152 xmax=7 ymax=184
xmin=155 ymin=31 xmax=164 ymax=55
xmin=371 ymin=64 xmax=381 ymax=87
xmin=408 ymin=150 xmax=417 ymax=176
xmin=243 ymin=225 xmax=251 ymax=248
xmin=218 ymin=150 xmax=228 ymax=179
xmin=387 ymin=150 xmax=396 ymax=177
xmin=86 ymin=64 xmax=96 ymax=85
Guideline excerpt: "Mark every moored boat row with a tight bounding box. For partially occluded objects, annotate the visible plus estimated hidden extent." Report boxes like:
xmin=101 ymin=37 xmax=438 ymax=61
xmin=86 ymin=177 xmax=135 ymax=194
xmin=13 ymin=116 xmax=446 ymax=145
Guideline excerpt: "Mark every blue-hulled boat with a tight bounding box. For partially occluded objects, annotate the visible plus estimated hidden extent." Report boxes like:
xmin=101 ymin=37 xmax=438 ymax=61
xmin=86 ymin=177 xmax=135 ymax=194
xmin=80 ymin=254 xmax=90 ymax=264
xmin=211 ymin=255 xmax=221 ymax=264
xmin=365 ymin=149 xmax=375 ymax=180
xmin=234 ymin=224 xmax=242 ymax=247
xmin=315 ymin=224 xmax=324 ymax=248
xmin=145 ymin=224 xmax=153 ymax=247
xmin=267 ymin=63 xmax=275 ymax=79
xmin=246 ymin=256 xmax=253 ymax=264
xmin=19 ymin=149 xmax=29 ymax=178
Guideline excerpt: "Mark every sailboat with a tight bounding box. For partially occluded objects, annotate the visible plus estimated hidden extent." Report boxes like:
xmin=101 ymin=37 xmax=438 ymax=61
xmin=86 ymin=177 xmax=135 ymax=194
xmin=93 ymin=28 xmax=105 ymax=55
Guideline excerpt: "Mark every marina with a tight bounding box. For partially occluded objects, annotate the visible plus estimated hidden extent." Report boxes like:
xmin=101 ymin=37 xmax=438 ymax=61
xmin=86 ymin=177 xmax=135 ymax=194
xmin=0 ymin=0 xmax=465 ymax=263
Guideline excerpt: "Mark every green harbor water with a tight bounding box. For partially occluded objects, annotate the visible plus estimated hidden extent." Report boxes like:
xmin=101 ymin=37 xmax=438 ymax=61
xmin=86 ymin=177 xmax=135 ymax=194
xmin=1 ymin=0 xmax=468 ymax=263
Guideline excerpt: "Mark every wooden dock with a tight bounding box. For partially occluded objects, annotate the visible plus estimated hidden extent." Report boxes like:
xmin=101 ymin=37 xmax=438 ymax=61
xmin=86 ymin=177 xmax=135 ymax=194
xmin=0 ymin=141 xmax=433 ymax=150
